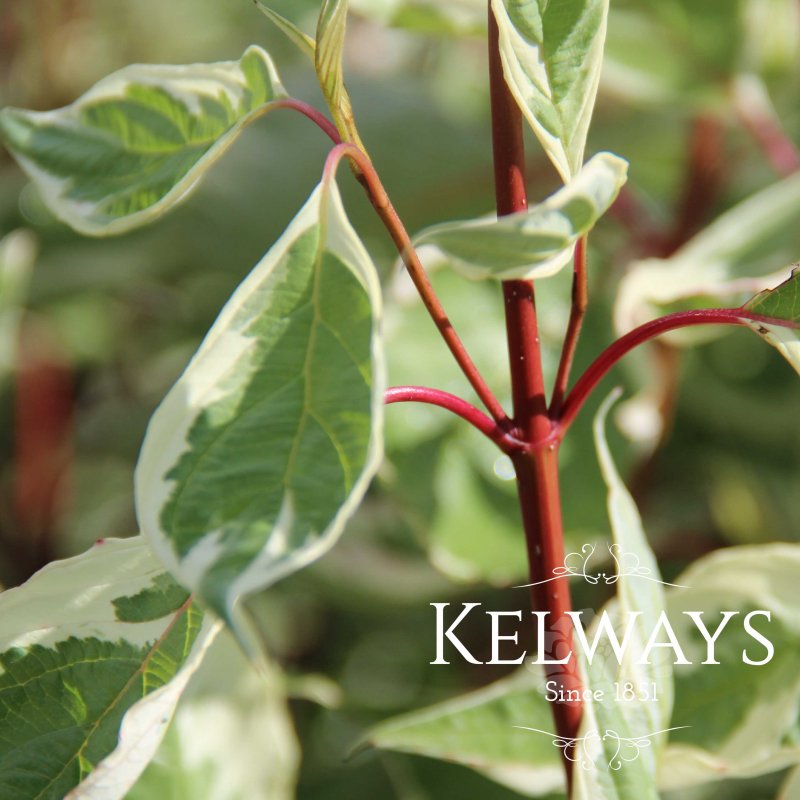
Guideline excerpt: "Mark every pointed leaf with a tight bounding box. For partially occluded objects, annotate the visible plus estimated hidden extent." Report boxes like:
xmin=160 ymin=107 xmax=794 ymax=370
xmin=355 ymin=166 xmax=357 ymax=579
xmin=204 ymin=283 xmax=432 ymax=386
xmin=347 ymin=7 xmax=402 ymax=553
xmin=743 ymin=268 xmax=800 ymax=374
xmin=366 ymin=669 xmax=565 ymax=798
xmin=316 ymin=0 xmax=365 ymax=150
xmin=134 ymin=179 xmax=384 ymax=638
xmin=253 ymin=2 xmax=316 ymax=61
xmin=0 ymin=47 xmax=287 ymax=235
xmin=490 ymin=0 xmax=609 ymax=181
xmin=414 ymin=152 xmax=627 ymax=280
xmin=0 ymin=536 xmax=218 ymax=800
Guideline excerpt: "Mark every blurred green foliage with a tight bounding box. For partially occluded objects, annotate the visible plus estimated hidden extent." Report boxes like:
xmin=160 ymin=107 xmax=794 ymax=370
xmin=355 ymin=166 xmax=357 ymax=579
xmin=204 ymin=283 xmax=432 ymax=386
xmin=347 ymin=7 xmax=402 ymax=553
xmin=1 ymin=0 xmax=799 ymax=796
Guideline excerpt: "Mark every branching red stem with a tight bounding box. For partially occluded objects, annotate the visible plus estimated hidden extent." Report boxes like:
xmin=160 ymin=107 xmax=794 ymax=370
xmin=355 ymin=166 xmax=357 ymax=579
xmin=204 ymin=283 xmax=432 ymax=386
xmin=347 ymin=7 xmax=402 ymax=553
xmin=384 ymin=386 xmax=523 ymax=453
xmin=323 ymin=142 xmax=509 ymax=425
xmin=557 ymin=307 xmax=796 ymax=433
xmin=550 ymin=237 xmax=588 ymax=416
xmin=489 ymin=5 xmax=583 ymax=788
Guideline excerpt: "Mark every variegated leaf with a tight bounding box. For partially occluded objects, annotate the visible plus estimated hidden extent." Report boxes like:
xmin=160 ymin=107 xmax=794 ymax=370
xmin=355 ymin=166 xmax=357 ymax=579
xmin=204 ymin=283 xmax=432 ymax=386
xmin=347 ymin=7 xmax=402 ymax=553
xmin=0 ymin=536 xmax=218 ymax=800
xmin=135 ymin=178 xmax=384 ymax=641
xmin=0 ymin=47 xmax=286 ymax=235
xmin=491 ymin=0 xmax=609 ymax=181
xmin=414 ymin=152 xmax=627 ymax=281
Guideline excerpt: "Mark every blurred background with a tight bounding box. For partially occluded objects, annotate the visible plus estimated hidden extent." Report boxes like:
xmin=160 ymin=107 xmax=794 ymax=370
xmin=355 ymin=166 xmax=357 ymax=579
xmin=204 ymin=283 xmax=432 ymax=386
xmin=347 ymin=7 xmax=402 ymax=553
xmin=1 ymin=1 xmax=799 ymax=797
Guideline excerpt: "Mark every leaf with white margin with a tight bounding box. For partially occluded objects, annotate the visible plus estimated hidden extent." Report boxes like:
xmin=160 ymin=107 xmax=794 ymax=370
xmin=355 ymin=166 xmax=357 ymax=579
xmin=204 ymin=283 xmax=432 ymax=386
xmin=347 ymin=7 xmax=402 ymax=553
xmin=414 ymin=152 xmax=627 ymax=281
xmin=743 ymin=268 xmax=800 ymax=375
xmin=592 ymin=389 xmax=673 ymax=737
xmin=569 ymin=391 xmax=673 ymax=799
xmin=490 ymin=0 xmax=609 ymax=182
xmin=0 ymin=230 xmax=36 ymax=379
xmin=127 ymin=630 xmax=299 ymax=800
xmin=659 ymin=544 xmax=800 ymax=792
xmin=135 ymin=178 xmax=384 ymax=642
xmin=0 ymin=536 xmax=219 ymax=800
xmin=0 ymin=46 xmax=286 ymax=236
xmin=615 ymin=170 xmax=800 ymax=338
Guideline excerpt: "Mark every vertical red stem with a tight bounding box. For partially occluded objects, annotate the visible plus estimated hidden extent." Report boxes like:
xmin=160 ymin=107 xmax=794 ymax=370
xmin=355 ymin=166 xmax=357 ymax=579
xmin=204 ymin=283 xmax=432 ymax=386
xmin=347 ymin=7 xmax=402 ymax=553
xmin=488 ymin=6 xmax=582 ymax=789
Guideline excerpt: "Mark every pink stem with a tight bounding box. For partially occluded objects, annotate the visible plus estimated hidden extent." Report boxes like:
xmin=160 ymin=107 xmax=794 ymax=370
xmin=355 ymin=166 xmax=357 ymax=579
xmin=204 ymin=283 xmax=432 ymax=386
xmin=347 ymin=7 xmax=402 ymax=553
xmin=558 ymin=308 xmax=797 ymax=433
xmin=269 ymin=98 xmax=342 ymax=144
xmin=384 ymin=386 xmax=522 ymax=453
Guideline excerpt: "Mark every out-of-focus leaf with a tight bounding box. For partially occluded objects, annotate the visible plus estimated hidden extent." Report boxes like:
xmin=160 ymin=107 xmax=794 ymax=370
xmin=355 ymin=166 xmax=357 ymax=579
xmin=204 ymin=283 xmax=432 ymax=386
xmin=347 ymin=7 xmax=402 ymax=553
xmin=0 ymin=536 xmax=218 ymax=800
xmin=414 ymin=152 xmax=627 ymax=281
xmin=366 ymin=668 xmax=565 ymax=798
xmin=615 ymin=171 xmax=800 ymax=338
xmin=134 ymin=179 xmax=384 ymax=642
xmin=661 ymin=544 xmax=800 ymax=791
xmin=0 ymin=47 xmax=287 ymax=235
xmin=126 ymin=631 xmax=299 ymax=800
xmin=0 ymin=229 xmax=35 ymax=379
xmin=349 ymin=0 xmax=485 ymax=34
xmin=780 ymin=767 xmax=800 ymax=800
xmin=490 ymin=0 xmax=609 ymax=181
xmin=743 ymin=268 xmax=800 ymax=374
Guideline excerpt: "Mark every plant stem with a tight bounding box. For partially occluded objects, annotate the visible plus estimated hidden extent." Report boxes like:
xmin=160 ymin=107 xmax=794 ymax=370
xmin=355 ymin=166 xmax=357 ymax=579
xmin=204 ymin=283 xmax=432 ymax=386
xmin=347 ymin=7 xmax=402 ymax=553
xmin=557 ymin=307 xmax=797 ymax=433
xmin=323 ymin=142 xmax=510 ymax=425
xmin=488 ymin=6 xmax=583 ymax=788
xmin=384 ymin=386 xmax=524 ymax=452
xmin=551 ymin=237 xmax=588 ymax=416
xmin=269 ymin=98 xmax=342 ymax=144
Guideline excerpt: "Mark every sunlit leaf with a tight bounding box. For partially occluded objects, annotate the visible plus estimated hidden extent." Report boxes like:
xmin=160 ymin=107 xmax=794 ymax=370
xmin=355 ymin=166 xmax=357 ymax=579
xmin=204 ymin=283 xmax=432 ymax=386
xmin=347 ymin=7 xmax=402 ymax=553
xmin=0 ymin=536 xmax=218 ymax=800
xmin=414 ymin=152 xmax=627 ymax=281
xmin=134 ymin=178 xmax=384 ymax=642
xmin=743 ymin=268 xmax=800 ymax=374
xmin=0 ymin=47 xmax=287 ymax=235
xmin=490 ymin=0 xmax=609 ymax=181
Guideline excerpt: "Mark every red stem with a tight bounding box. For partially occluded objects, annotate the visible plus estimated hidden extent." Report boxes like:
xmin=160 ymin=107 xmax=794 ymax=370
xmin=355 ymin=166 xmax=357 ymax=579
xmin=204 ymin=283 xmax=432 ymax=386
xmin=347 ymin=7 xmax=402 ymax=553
xmin=557 ymin=307 xmax=795 ymax=433
xmin=269 ymin=98 xmax=342 ymax=145
xmin=384 ymin=386 xmax=523 ymax=453
xmin=551 ymin=237 xmax=588 ymax=416
xmin=489 ymin=6 xmax=583 ymax=788
xmin=323 ymin=142 xmax=509 ymax=425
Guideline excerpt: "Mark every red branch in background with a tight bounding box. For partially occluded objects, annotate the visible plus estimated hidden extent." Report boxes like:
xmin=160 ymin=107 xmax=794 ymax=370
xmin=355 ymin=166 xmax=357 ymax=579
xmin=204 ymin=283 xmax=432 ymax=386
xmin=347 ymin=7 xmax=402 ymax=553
xmin=12 ymin=319 xmax=74 ymax=580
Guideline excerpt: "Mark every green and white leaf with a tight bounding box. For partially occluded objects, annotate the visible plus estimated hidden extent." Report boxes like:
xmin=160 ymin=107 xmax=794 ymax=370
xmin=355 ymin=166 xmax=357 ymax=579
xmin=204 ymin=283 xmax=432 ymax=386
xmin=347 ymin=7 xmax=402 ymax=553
xmin=0 ymin=536 xmax=218 ymax=800
xmin=127 ymin=631 xmax=299 ymax=800
xmin=615 ymin=170 xmax=800 ymax=338
xmin=366 ymin=668 xmax=564 ymax=797
xmin=490 ymin=0 xmax=609 ymax=181
xmin=414 ymin=152 xmax=627 ymax=281
xmin=135 ymin=178 xmax=384 ymax=642
xmin=0 ymin=46 xmax=287 ymax=235
xmin=254 ymin=1 xmax=316 ymax=61
xmin=0 ymin=230 xmax=36 ymax=379
xmin=743 ymin=268 xmax=800 ymax=375
xmin=659 ymin=544 xmax=800 ymax=791
xmin=570 ymin=391 xmax=671 ymax=799
xmin=316 ymin=0 xmax=365 ymax=150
